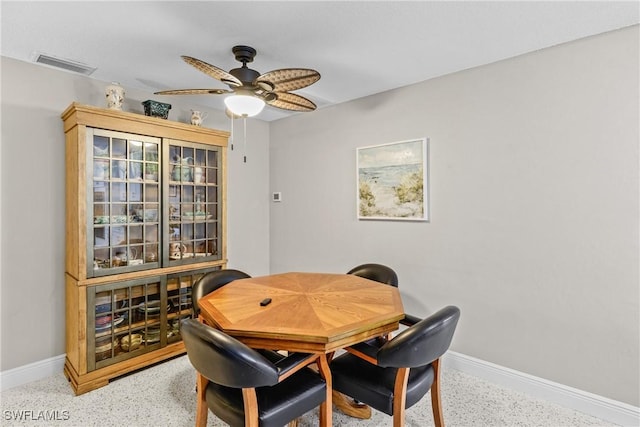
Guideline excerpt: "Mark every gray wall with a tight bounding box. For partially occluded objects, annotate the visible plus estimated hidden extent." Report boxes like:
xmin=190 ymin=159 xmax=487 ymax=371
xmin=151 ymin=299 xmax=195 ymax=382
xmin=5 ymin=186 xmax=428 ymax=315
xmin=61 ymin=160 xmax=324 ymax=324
xmin=0 ymin=56 xmax=271 ymax=370
xmin=269 ymin=26 xmax=639 ymax=406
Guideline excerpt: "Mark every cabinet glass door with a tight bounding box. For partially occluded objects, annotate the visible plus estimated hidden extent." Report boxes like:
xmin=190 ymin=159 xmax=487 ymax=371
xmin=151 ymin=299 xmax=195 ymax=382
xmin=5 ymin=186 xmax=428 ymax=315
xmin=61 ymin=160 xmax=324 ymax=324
xmin=166 ymin=267 xmax=220 ymax=343
xmin=165 ymin=140 xmax=221 ymax=266
xmin=88 ymin=129 xmax=161 ymax=277
xmin=88 ymin=277 xmax=166 ymax=371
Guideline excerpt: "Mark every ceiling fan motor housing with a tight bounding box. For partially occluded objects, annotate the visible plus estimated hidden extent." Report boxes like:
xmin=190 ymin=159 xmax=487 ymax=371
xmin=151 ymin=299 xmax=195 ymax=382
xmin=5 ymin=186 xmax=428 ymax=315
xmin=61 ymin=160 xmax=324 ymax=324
xmin=229 ymin=66 xmax=261 ymax=87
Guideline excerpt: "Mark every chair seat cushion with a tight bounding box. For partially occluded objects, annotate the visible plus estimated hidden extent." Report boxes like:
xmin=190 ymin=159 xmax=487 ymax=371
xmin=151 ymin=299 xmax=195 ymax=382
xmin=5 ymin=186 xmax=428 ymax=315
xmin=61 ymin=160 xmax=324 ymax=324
xmin=331 ymin=352 xmax=434 ymax=416
xmin=206 ymin=367 xmax=326 ymax=427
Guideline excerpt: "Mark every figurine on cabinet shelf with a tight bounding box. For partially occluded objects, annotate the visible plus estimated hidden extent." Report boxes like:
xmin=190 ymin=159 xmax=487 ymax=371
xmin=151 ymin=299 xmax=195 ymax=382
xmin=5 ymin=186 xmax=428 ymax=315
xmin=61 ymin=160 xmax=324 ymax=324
xmin=105 ymin=82 xmax=125 ymax=110
xmin=190 ymin=110 xmax=207 ymax=126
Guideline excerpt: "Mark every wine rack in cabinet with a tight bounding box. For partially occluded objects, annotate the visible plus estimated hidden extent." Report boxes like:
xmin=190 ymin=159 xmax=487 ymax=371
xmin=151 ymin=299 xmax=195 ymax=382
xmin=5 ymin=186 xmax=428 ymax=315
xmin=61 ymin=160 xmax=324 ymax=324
xmin=62 ymin=103 xmax=228 ymax=395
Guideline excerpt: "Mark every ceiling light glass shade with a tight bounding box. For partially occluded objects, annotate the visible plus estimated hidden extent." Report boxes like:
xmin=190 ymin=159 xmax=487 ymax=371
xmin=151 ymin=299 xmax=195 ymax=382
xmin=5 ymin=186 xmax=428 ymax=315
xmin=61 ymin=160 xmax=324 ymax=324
xmin=224 ymin=94 xmax=265 ymax=117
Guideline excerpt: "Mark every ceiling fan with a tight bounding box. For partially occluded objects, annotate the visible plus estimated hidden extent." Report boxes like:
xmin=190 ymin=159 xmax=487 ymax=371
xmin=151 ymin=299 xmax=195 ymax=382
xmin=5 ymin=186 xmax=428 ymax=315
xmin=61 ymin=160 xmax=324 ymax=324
xmin=155 ymin=45 xmax=321 ymax=116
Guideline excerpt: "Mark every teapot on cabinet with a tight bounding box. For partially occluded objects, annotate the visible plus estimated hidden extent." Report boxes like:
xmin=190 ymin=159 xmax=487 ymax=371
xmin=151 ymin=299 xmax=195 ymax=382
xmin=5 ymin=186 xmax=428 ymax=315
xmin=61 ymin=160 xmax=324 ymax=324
xmin=171 ymin=156 xmax=193 ymax=182
xmin=190 ymin=110 xmax=207 ymax=126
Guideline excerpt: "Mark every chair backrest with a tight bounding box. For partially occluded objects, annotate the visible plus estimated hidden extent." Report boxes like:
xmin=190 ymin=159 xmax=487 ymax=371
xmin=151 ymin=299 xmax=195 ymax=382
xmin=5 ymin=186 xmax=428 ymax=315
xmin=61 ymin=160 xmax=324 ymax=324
xmin=181 ymin=318 xmax=278 ymax=388
xmin=347 ymin=263 xmax=399 ymax=287
xmin=192 ymin=269 xmax=251 ymax=316
xmin=377 ymin=306 xmax=460 ymax=368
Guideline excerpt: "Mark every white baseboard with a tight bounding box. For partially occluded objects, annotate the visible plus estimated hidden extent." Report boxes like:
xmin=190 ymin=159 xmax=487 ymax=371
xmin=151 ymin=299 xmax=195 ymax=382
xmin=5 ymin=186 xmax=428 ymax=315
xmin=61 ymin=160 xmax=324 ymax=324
xmin=0 ymin=354 xmax=66 ymax=392
xmin=443 ymin=351 xmax=640 ymax=427
xmin=1 ymin=352 xmax=638 ymax=427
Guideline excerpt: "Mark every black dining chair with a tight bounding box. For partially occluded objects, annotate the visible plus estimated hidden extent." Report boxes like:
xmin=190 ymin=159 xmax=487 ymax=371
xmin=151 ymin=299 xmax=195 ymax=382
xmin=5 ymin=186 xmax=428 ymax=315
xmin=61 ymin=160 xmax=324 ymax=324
xmin=192 ymin=268 xmax=301 ymax=363
xmin=192 ymin=269 xmax=250 ymax=318
xmin=181 ymin=319 xmax=328 ymax=427
xmin=330 ymin=306 xmax=461 ymax=427
xmin=347 ymin=263 xmax=399 ymax=287
xmin=347 ymin=263 xmax=407 ymax=344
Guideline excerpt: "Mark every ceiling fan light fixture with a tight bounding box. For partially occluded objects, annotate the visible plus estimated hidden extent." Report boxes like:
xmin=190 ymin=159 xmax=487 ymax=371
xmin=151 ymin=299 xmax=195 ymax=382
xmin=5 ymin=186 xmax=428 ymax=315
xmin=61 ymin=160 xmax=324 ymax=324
xmin=224 ymin=93 xmax=265 ymax=117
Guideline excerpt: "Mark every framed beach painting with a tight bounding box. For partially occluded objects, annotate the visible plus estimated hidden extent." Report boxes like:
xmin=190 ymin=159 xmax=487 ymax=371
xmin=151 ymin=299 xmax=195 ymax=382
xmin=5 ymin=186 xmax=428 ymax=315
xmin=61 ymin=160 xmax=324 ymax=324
xmin=357 ymin=138 xmax=429 ymax=221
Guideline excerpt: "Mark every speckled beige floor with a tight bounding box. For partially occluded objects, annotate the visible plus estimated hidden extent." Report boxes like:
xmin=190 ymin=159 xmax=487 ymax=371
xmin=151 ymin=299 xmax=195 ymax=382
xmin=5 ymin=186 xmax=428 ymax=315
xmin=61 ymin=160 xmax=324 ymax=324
xmin=0 ymin=355 xmax=617 ymax=427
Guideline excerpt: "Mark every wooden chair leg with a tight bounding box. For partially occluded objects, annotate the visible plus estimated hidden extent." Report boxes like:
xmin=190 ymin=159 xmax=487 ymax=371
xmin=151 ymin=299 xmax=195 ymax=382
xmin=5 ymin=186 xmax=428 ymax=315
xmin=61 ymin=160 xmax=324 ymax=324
xmin=430 ymin=358 xmax=444 ymax=427
xmin=242 ymin=388 xmax=260 ymax=427
xmin=392 ymin=367 xmax=409 ymax=427
xmin=195 ymin=373 xmax=208 ymax=427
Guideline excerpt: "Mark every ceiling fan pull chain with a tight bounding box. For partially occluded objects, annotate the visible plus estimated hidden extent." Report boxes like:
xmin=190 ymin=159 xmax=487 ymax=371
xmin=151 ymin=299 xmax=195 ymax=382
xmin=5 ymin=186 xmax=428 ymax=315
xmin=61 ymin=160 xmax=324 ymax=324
xmin=230 ymin=115 xmax=234 ymax=150
xmin=243 ymin=116 xmax=248 ymax=163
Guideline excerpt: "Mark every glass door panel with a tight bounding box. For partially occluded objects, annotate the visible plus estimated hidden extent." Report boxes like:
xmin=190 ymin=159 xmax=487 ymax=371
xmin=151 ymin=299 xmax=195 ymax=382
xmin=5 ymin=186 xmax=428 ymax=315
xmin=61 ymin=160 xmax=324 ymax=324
xmin=88 ymin=277 xmax=166 ymax=371
xmin=87 ymin=129 xmax=161 ymax=277
xmin=166 ymin=267 xmax=220 ymax=344
xmin=165 ymin=140 xmax=221 ymax=265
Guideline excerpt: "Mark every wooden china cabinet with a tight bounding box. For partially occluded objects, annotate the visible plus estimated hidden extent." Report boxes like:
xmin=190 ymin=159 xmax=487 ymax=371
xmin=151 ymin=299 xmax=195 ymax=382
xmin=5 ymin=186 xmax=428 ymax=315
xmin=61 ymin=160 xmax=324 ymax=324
xmin=62 ymin=103 xmax=228 ymax=394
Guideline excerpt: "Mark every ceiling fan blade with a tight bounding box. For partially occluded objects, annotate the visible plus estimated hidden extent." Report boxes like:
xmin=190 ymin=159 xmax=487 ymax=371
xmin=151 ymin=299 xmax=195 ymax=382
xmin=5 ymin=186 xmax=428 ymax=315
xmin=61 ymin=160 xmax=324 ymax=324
xmin=154 ymin=88 xmax=232 ymax=95
xmin=267 ymin=92 xmax=317 ymax=112
xmin=255 ymin=68 xmax=320 ymax=92
xmin=181 ymin=56 xmax=242 ymax=87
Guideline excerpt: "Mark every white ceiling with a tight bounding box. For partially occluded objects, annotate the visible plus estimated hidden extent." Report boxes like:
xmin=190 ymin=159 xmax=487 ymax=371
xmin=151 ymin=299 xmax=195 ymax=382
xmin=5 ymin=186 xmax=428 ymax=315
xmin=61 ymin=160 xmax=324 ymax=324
xmin=2 ymin=1 xmax=638 ymax=121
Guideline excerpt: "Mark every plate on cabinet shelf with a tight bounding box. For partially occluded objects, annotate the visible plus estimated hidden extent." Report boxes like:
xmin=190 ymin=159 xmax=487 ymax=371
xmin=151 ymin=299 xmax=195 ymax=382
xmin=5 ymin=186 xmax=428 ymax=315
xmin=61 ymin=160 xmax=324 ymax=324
xmin=143 ymin=328 xmax=161 ymax=343
xmin=169 ymin=252 xmax=212 ymax=260
xmin=93 ymin=216 xmax=109 ymax=224
xmin=137 ymin=300 xmax=170 ymax=314
xmin=111 ymin=215 xmax=130 ymax=224
xmin=95 ymin=337 xmax=118 ymax=354
xmin=95 ymin=295 xmax=115 ymax=307
xmin=95 ymin=315 xmax=124 ymax=331
xmin=182 ymin=213 xmax=213 ymax=220
xmin=95 ymin=298 xmax=128 ymax=311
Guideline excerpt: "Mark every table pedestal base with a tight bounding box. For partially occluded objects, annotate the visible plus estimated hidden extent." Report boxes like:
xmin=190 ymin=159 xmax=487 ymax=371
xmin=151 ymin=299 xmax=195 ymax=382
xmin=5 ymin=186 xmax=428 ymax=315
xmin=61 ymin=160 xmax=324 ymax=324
xmin=332 ymin=390 xmax=372 ymax=419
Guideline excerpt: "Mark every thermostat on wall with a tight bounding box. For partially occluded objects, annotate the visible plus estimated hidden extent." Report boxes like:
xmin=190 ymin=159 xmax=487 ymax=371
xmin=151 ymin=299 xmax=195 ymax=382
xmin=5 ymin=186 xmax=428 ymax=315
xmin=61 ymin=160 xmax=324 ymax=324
xmin=272 ymin=192 xmax=282 ymax=202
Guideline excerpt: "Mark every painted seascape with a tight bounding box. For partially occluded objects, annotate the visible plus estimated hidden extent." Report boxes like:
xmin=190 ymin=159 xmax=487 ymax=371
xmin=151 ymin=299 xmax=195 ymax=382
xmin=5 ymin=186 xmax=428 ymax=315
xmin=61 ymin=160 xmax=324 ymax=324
xmin=358 ymin=139 xmax=427 ymax=220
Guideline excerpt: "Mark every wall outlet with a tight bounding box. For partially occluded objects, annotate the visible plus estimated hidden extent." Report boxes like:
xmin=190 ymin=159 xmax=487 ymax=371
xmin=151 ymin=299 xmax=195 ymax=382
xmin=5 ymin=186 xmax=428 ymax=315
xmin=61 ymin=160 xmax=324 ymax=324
xmin=272 ymin=192 xmax=282 ymax=202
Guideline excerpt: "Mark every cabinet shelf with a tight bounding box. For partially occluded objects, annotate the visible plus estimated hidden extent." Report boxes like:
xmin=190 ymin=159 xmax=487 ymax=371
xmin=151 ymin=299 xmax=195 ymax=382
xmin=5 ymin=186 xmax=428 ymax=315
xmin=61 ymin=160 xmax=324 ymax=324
xmin=94 ymin=318 xmax=163 ymax=339
xmin=168 ymin=310 xmax=191 ymax=320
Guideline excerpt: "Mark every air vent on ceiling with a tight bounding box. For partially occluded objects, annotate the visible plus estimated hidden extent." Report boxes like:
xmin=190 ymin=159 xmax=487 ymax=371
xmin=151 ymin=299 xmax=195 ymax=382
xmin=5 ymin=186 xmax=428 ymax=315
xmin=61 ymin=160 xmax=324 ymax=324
xmin=32 ymin=52 xmax=96 ymax=75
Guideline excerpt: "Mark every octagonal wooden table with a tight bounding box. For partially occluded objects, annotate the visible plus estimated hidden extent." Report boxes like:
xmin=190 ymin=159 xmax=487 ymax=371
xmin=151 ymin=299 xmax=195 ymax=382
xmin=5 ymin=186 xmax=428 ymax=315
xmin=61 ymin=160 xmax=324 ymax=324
xmin=197 ymin=271 xmax=405 ymax=427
